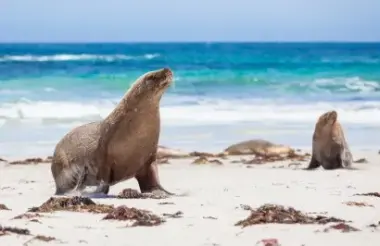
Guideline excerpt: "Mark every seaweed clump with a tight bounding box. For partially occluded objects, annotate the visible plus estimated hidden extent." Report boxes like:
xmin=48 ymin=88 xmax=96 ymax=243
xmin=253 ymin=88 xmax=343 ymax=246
xmin=28 ymin=196 xmax=114 ymax=213
xmin=0 ymin=225 xmax=30 ymax=236
xmin=235 ymin=204 xmax=346 ymax=227
xmin=103 ymin=205 xmax=165 ymax=227
xmin=354 ymin=192 xmax=380 ymax=198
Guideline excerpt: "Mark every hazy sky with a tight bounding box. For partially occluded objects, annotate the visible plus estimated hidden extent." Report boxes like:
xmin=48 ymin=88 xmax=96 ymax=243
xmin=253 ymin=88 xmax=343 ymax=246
xmin=1 ymin=0 xmax=379 ymax=42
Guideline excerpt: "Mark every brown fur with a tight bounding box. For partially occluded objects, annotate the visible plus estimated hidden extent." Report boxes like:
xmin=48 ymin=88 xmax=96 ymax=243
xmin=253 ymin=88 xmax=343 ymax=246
xmin=306 ymin=110 xmax=353 ymax=170
xmin=223 ymin=139 xmax=294 ymax=156
xmin=51 ymin=68 xmax=173 ymax=196
xmin=51 ymin=122 xmax=102 ymax=195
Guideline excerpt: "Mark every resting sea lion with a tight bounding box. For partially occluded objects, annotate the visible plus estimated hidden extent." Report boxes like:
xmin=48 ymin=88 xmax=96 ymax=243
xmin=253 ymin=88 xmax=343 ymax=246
xmin=51 ymin=68 xmax=174 ymax=196
xmin=306 ymin=110 xmax=353 ymax=170
xmin=157 ymin=146 xmax=191 ymax=159
xmin=223 ymin=139 xmax=294 ymax=157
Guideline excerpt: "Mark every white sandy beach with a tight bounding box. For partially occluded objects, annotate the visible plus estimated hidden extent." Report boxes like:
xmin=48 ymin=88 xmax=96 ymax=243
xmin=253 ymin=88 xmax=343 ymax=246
xmin=1 ymin=149 xmax=380 ymax=246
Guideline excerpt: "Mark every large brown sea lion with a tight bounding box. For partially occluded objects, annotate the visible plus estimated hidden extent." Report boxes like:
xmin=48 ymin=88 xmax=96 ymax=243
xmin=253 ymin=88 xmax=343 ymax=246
xmin=223 ymin=139 xmax=294 ymax=157
xmin=51 ymin=68 xmax=174 ymax=196
xmin=306 ymin=110 xmax=353 ymax=170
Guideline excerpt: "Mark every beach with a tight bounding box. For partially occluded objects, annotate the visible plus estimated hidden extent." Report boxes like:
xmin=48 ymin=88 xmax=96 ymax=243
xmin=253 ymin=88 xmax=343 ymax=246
xmin=1 ymin=43 xmax=380 ymax=245
xmin=1 ymin=149 xmax=380 ymax=246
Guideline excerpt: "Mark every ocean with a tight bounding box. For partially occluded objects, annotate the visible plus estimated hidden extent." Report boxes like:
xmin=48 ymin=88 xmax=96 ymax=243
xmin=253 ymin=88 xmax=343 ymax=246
xmin=0 ymin=42 xmax=380 ymax=158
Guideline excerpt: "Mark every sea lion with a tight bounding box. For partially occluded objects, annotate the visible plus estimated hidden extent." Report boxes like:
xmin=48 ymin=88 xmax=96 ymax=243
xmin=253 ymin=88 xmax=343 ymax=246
xmin=223 ymin=139 xmax=294 ymax=157
xmin=51 ymin=68 xmax=174 ymax=196
xmin=157 ymin=146 xmax=191 ymax=159
xmin=306 ymin=110 xmax=353 ymax=170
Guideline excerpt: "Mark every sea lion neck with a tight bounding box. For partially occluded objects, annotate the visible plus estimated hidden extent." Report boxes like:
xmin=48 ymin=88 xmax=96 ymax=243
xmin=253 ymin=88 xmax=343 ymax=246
xmin=102 ymin=94 xmax=160 ymax=127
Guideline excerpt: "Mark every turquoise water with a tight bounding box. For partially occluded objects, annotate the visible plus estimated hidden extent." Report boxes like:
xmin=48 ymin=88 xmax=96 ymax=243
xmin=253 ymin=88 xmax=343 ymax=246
xmin=0 ymin=43 xmax=380 ymax=158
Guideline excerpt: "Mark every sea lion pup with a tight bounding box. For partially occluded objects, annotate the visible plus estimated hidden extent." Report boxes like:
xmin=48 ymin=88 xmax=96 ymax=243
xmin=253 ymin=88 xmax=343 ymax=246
xmin=223 ymin=139 xmax=294 ymax=157
xmin=306 ymin=110 xmax=353 ymax=170
xmin=51 ymin=68 xmax=174 ymax=196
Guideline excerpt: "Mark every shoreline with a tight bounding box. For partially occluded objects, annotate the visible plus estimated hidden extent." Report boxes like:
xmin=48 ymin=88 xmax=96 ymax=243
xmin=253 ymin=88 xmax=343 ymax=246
xmin=1 ymin=120 xmax=380 ymax=159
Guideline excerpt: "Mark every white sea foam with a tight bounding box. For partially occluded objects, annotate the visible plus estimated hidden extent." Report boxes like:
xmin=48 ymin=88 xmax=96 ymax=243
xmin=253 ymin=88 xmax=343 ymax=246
xmin=0 ymin=53 xmax=160 ymax=62
xmin=0 ymin=97 xmax=380 ymax=127
xmin=0 ymin=89 xmax=30 ymax=95
xmin=313 ymin=77 xmax=380 ymax=92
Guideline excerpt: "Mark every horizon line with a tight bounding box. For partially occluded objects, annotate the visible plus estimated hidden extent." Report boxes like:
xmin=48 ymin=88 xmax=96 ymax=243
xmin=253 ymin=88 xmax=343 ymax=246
xmin=1 ymin=40 xmax=380 ymax=44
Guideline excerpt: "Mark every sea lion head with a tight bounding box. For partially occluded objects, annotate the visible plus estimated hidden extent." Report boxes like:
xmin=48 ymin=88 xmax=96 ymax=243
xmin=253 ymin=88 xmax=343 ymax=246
xmin=320 ymin=110 xmax=338 ymax=126
xmin=128 ymin=68 xmax=173 ymax=102
xmin=313 ymin=110 xmax=338 ymax=139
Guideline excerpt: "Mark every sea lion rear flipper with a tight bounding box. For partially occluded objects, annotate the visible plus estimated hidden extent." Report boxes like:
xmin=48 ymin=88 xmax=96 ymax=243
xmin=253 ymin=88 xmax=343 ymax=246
xmin=304 ymin=155 xmax=321 ymax=170
xmin=341 ymin=147 xmax=353 ymax=169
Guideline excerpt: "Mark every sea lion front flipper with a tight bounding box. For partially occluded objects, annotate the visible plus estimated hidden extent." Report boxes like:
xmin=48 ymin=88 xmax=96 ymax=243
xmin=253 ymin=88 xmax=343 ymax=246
xmin=135 ymin=155 xmax=175 ymax=196
xmin=93 ymin=181 xmax=110 ymax=194
xmin=304 ymin=155 xmax=321 ymax=170
xmin=92 ymin=158 xmax=113 ymax=195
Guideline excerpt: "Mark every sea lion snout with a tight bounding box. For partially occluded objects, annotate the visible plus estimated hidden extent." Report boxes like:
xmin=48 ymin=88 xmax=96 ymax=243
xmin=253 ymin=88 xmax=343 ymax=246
xmin=162 ymin=67 xmax=173 ymax=77
xmin=155 ymin=68 xmax=173 ymax=88
xmin=325 ymin=110 xmax=338 ymax=125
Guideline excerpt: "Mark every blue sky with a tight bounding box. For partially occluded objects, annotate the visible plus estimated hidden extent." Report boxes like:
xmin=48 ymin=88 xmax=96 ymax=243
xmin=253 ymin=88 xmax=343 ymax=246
xmin=1 ymin=0 xmax=379 ymax=42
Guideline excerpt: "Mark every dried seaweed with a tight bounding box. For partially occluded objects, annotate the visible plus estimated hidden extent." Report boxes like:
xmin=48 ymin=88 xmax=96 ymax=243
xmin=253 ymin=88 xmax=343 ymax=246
xmin=354 ymin=192 xmax=380 ymax=198
xmin=33 ymin=235 xmax=56 ymax=242
xmin=0 ymin=225 xmax=30 ymax=236
xmin=368 ymin=221 xmax=380 ymax=228
xmin=239 ymin=152 xmax=310 ymax=165
xmin=158 ymin=202 xmax=175 ymax=205
xmin=117 ymin=188 xmax=168 ymax=199
xmin=323 ymin=223 xmax=360 ymax=232
xmin=28 ymin=196 xmax=114 ymax=213
xmin=189 ymin=151 xmax=228 ymax=159
xmin=255 ymin=238 xmax=280 ymax=246
xmin=117 ymin=189 xmax=146 ymax=199
xmin=163 ymin=211 xmax=183 ymax=218
xmin=235 ymin=204 xmax=346 ymax=227
xmin=13 ymin=213 xmax=43 ymax=220
xmin=9 ymin=157 xmax=51 ymax=165
xmin=343 ymin=201 xmax=374 ymax=207
xmin=191 ymin=156 xmax=223 ymax=165
xmin=0 ymin=204 xmax=10 ymax=210
xmin=103 ymin=205 xmax=165 ymax=227
xmin=203 ymin=216 xmax=217 ymax=220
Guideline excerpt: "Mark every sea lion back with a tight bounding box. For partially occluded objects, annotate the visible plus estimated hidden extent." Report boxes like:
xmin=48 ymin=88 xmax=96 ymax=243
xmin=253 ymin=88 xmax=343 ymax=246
xmin=51 ymin=122 xmax=101 ymax=194
xmin=332 ymin=121 xmax=353 ymax=168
